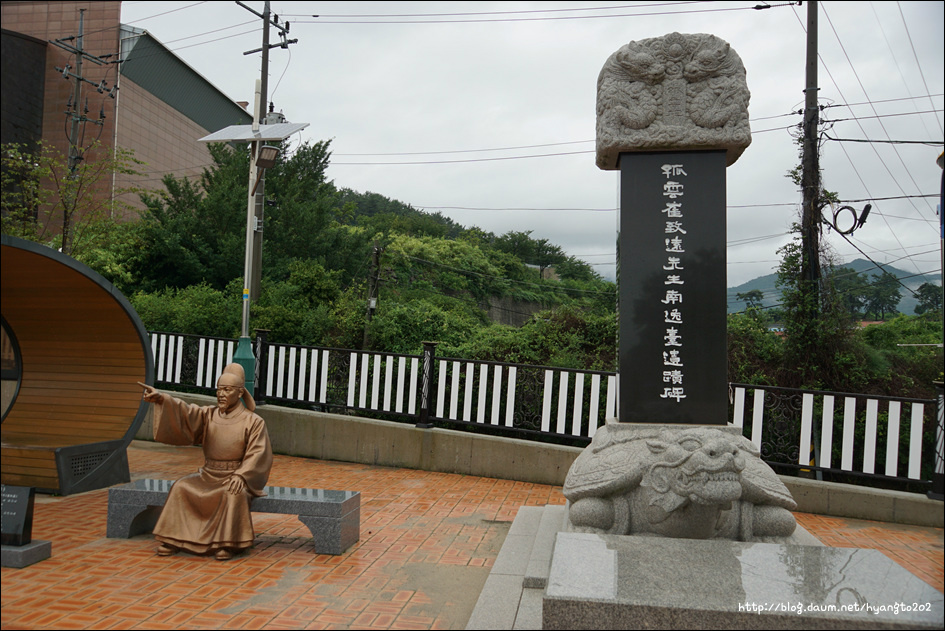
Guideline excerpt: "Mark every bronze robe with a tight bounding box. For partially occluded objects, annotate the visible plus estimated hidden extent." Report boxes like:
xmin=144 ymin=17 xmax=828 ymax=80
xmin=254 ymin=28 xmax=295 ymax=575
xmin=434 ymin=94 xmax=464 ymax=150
xmin=152 ymin=396 xmax=273 ymax=554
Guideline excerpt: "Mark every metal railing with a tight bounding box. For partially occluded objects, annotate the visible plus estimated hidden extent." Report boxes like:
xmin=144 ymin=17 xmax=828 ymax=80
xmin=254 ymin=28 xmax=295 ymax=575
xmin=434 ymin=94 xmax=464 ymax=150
xmin=729 ymin=383 xmax=937 ymax=489
xmin=148 ymin=331 xmax=942 ymax=492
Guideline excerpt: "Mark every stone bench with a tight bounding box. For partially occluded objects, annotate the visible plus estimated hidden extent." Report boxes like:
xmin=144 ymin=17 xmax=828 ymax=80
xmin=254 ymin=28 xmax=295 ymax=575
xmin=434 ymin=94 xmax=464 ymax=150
xmin=106 ymin=479 xmax=359 ymax=555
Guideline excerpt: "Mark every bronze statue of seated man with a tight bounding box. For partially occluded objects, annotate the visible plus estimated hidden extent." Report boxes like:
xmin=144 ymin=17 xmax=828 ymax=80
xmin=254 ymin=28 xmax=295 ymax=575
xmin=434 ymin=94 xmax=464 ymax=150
xmin=140 ymin=363 xmax=272 ymax=560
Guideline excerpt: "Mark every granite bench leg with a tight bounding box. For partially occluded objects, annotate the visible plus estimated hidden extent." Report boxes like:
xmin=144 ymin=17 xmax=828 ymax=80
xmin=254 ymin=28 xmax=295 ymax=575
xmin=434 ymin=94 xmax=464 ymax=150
xmin=106 ymin=502 xmax=164 ymax=539
xmin=298 ymin=507 xmax=360 ymax=555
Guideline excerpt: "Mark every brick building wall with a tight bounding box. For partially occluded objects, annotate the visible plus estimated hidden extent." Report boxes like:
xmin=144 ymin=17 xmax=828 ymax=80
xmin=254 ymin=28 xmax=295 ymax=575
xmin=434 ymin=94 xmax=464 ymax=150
xmin=1 ymin=1 xmax=121 ymax=165
xmin=1 ymin=1 xmax=250 ymax=222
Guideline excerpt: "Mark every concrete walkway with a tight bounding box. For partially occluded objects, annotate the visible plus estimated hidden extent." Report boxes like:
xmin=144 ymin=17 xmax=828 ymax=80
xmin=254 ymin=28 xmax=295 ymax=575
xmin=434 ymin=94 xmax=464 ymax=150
xmin=1 ymin=441 xmax=942 ymax=630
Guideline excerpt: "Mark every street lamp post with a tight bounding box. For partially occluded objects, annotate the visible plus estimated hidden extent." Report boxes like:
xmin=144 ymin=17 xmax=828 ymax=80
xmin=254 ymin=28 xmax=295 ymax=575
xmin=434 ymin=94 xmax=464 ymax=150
xmin=198 ymin=99 xmax=308 ymax=399
xmin=234 ymin=81 xmax=265 ymax=394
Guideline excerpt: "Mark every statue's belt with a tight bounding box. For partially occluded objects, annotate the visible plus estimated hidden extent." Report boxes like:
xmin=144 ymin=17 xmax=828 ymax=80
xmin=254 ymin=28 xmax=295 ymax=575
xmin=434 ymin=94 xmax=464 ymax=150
xmin=205 ymin=459 xmax=242 ymax=471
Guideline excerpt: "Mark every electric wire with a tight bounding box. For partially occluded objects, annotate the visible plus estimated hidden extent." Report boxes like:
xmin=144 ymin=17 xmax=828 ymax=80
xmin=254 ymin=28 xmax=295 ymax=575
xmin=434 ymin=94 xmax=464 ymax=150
xmin=288 ymin=2 xmax=795 ymax=25
xmin=823 ymin=134 xmax=942 ymax=146
xmin=821 ymin=4 xmax=938 ymax=224
xmin=105 ymin=2 xmax=941 ymax=287
xmin=895 ymin=1 xmax=945 ymax=137
xmin=869 ymin=2 xmax=943 ymax=142
xmin=282 ymin=3 xmax=709 ymax=20
xmin=790 ymin=4 xmax=930 ymax=277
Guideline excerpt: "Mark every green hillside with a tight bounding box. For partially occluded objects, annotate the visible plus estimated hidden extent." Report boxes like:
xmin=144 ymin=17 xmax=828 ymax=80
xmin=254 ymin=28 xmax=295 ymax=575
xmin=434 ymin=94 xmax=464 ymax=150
xmin=727 ymin=260 xmax=942 ymax=317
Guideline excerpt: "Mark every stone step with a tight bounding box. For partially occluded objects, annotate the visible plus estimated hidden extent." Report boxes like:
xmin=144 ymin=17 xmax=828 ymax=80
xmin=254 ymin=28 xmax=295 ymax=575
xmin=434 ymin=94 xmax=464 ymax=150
xmin=466 ymin=504 xmax=569 ymax=630
xmin=524 ymin=505 xmax=568 ymax=589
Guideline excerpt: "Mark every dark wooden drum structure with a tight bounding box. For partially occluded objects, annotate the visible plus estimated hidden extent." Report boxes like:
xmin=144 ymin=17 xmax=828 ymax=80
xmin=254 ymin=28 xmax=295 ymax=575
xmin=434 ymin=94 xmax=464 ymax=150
xmin=1 ymin=235 xmax=153 ymax=495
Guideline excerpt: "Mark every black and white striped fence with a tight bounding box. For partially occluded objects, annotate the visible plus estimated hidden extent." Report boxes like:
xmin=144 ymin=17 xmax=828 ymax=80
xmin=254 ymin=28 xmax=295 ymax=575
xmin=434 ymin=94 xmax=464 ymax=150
xmin=149 ymin=332 xmax=941 ymax=490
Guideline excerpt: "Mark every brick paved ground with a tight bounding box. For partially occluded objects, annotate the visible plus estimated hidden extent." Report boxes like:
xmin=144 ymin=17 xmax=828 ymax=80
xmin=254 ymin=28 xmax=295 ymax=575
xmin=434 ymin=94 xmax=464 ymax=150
xmin=2 ymin=441 xmax=942 ymax=630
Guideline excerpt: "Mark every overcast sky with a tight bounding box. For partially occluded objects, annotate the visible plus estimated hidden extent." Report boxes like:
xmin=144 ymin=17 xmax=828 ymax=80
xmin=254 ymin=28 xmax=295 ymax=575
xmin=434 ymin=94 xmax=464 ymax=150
xmin=118 ymin=1 xmax=944 ymax=287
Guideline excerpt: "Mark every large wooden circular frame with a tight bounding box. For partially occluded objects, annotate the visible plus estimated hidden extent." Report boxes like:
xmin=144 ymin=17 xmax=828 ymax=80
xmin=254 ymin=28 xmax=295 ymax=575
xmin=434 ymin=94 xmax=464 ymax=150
xmin=1 ymin=235 xmax=153 ymax=494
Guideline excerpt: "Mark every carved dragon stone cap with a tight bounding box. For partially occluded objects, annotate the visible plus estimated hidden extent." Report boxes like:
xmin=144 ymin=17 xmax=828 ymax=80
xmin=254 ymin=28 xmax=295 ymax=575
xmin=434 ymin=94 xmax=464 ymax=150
xmin=596 ymin=32 xmax=751 ymax=169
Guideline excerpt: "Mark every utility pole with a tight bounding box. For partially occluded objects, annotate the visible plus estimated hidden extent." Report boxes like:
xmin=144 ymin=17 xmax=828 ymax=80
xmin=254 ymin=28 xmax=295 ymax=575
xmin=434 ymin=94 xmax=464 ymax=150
xmin=800 ymin=0 xmax=824 ymax=478
xmin=50 ymin=8 xmax=119 ymax=253
xmin=363 ymin=243 xmax=383 ymax=349
xmin=66 ymin=9 xmax=85 ymax=176
xmin=801 ymin=0 xmax=821 ymax=305
xmin=237 ymin=1 xmax=297 ymax=301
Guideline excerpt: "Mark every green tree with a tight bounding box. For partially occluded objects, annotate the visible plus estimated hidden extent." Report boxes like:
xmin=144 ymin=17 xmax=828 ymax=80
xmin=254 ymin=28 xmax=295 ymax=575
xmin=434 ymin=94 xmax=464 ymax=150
xmin=826 ymin=266 xmax=871 ymax=318
xmin=494 ymin=230 xmax=536 ymax=260
xmin=130 ymin=143 xmax=247 ymax=291
xmin=533 ymin=238 xmax=564 ymax=278
xmin=130 ymin=141 xmax=338 ymax=292
xmin=131 ymin=281 xmax=240 ymax=338
xmin=775 ymin=234 xmax=866 ymax=389
xmin=727 ymin=312 xmax=783 ymax=385
xmin=913 ymin=282 xmax=942 ymax=315
xmin=864 ymin=271 xmax=901 ymax=320
xmin=554 ymin=256 xmax=602 ymax=283
xmin=251 ymin=259 xmax=340 ymax=345
xmin=262 ymin=140 xmax=337 ymax=274
xmin=736 ymin=289 xmax=764 ymax=310
xmin=1 ymin=140 xmax=143 ymax=257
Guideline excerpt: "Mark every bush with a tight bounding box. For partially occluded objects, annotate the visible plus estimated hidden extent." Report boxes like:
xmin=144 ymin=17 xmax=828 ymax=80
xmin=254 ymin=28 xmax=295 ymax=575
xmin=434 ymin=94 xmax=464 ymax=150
xmin=368 ymin=299 xmax=481 ymax=355
xmin=131 ymin=281 xmax=239 ymax=337
xmin=726 ymin=313 xmax=783 ymax=385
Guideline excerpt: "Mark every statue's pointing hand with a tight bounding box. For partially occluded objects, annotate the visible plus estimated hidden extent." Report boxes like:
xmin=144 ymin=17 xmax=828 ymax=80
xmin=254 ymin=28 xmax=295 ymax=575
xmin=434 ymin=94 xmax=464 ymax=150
xmin=138 ymin=381 xmax=164 ymax=404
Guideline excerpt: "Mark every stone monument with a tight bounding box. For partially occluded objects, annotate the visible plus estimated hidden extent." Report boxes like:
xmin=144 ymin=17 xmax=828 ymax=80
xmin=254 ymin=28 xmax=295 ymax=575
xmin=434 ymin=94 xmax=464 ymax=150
xmin=540 ymin=32 xmax=944 ymax=630
xmin=596 ymin=31 xmax=751 ymax=170
xmin=1 ymin=484 xmax=51 ymax=568
xmin=602 ymin=31 xmax=751 ymax=427
xmin=563 ymin=32 xmax=782 ymax=540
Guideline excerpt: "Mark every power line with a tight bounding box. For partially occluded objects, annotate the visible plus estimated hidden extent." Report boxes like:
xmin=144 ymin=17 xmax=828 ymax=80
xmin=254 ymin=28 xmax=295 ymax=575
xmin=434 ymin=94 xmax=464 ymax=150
xmin=288 ymin=2 xmax=794 ymax=25
xmin=840 ymin=194 xmax=938 ymax=203
xmin=831 ymin=230 xmax=924 ymax=299
xmin=76 ymin=1 xmax=210 ymax=39
xmin=334 ymin=140 xmax=593 ymax=157
xmin=330 ymin=125 xmax=795 ymax=165
xmin=823 ymin=134 xmax=942 ymax=146
xmin=822 ymin=108 xmax=943 ymax=123
xmin=332 ymin=124 xmax=795 ymax=166
xmin=896 ymin=1 xmax=945 ymax=138
xmin=868 ymin=3 xmax=942 ymax=143
xmin=790 ymin=5 xmax=930 ymax=279
xmin=159 ymin=20 xmax=257 ymax=46
xmin=821 ymin=93 xmax=944 ymax=111
xmin=283 ymin=3 xmax=708 ymax=20
xmin=821 ymin=4 xmax=938 ymax=226
xmin=122 ymin=1 xmax=209 ymax=24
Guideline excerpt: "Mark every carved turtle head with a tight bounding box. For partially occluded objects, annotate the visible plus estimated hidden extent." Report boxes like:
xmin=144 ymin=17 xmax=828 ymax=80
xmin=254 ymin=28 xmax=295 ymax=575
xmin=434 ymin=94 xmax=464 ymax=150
xmin=640 ymin=428 xmax=746 ymax=515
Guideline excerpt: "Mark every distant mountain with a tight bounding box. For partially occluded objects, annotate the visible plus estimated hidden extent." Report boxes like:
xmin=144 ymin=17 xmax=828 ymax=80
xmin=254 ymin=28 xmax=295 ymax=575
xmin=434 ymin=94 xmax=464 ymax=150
xmin=727 ymin=259 xmax=942 ymax=316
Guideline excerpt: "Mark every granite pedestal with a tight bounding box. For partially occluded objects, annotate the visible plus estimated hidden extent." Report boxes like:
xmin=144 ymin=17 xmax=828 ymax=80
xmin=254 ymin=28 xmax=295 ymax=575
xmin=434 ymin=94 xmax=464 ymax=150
xmin=543 ymin=533 xmax=943 ymax=629
xmin=1 ymin=540 xmax=51 ymax=568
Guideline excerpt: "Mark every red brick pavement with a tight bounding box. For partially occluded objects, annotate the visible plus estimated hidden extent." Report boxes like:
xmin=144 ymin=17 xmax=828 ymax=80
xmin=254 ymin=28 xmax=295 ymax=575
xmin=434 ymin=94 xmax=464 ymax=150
xmin=2 ymin=441 xmax=941 ymax=629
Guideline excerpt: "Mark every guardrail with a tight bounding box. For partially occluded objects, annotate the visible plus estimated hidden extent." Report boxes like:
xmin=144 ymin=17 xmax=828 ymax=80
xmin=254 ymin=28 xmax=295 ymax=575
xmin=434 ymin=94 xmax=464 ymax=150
xmin=149 ymin=331 xmax=942 ymax=493
xmin=729 ymin=383 xmax=937 ymax=488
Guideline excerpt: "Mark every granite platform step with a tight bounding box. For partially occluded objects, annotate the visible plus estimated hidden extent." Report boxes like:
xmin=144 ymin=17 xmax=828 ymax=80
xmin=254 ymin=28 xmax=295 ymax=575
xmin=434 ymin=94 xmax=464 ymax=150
xmin=466 ymin=505 xmax=826 ymax=630
xmin=466 ymin=504 xmax=568 ymax=630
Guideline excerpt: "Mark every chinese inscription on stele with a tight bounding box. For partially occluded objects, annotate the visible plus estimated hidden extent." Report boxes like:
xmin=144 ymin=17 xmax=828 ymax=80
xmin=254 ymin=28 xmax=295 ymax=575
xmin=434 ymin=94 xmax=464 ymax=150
xmin=618 ymin=150 xmax=728 ymax=424
xmin=659 ymin=162 xmax=689 ymax=404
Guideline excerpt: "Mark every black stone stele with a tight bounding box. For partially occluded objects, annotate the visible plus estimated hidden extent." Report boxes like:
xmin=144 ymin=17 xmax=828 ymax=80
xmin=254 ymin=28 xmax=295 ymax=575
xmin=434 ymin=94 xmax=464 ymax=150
xmin=618 ymin=151 xmax=728 ymax=424
xmin=1 ymin=484 xmax=35 ymax=547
